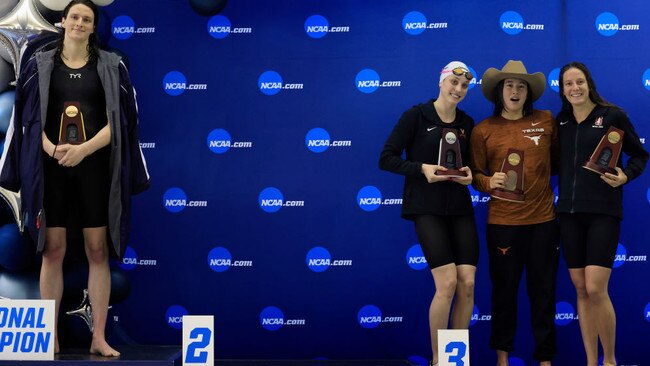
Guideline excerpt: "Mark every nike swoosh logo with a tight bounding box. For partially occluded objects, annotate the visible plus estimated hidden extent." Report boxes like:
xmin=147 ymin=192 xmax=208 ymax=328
xmin=427 ymin=127 xmax=436 ymax=131
xmin=560 ymin=121 xmax=569 ymax=125
xmin=531 ymin=121 xmax=541 ymax=126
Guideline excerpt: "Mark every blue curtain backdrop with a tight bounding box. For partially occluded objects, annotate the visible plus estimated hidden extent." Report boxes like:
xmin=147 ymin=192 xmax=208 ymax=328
xmin=10 ymin=0 xmax=650 ymax=364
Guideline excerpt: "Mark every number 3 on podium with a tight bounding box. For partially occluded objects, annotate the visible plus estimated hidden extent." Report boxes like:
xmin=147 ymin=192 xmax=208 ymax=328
xmin=183 ymin=315 xmax=214 ymax=366
xmin=437 ymin=329 xmax=470 ymax=366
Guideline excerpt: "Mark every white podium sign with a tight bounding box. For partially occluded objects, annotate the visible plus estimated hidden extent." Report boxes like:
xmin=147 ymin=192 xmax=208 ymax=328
xmin=0 ymin=299 xmax=55 ymax=360
xmin=438 ymin=329 xmax=470 ymax=366
xmin=182 ymin=315 xmax=214 ymax=366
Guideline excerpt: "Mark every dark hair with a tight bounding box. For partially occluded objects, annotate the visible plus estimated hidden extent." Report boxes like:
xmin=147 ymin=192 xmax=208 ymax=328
xmin=492 ymin=79 xmax=534 ymax=118
xmin=558 ymin=62 xmax=614 ymax=112
xmin=54 ymin=0 xmax=101 ymax=62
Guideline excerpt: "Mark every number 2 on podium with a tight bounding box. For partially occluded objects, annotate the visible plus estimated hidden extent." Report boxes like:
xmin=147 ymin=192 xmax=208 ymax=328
xmin=185 ymin=327 xmax=212 ymax=363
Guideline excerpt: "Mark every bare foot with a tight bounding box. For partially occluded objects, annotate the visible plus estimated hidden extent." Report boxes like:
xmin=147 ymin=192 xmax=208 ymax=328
xmin=90 ymin=340 xmax=120 ymax=357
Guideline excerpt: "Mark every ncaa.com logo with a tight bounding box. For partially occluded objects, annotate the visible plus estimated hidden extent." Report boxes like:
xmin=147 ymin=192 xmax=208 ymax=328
xmin=259 ymin=306 xmax=306 ymax=331
xmin=356 ymin=186 xmax=402 ymax=212
xmin=207 ymin=129 xmax=252 ymax=154
xmin=207 ymin=247 xmax=253 ymax=273
xmin=406 ymin=244 xmax=428 ymax=270
xmin=642 ymin=69 xmax=650 ymax=91
xmin=118 ymin=246 xmax=157 ymax=271
xmin=355 ymin=69 xmax=401 ymax=94
xmin=162 ymin=71 xmax=208 ymax=96
xmin=613 ymin=243 xmax=647 ymax=268
xmin=464 ymin=65 xmax=480 ymax=91
xmin=258 ymin=71 xmax=304 ymax=96
xmin=402 ymin=11 xmax=448 ymax=36
xmin=469 ymin=186 xmax=489 ymax=207
xmin=258 ymin=187 xmax=305 ymax=213
xmin=306 ymin=247 xmax=353 ymax=273
xmin=305 ymin=128 xmax=352 ymax=153
xmin=470 ymin=305 xmax=491 ymax=326
xmin=595 ymin=12 xmax=640 ymax=37
xmin=163 ymin=187 xmax=208 ymax=213
xmin=304 ymin=15 xmax=350 ymax=39
xmin=555 ymin=301 xmax=577 ymax=326
xmin=111 ymin=15 xmax=155 ymax=40
xmin=357 ymin=305 xmax=403 ymax=329
xmin=207 ymin=15 xmax=252 ymax=39
xmin=548 ymin=68 xmax=560 ymax=93
xmin=166 ymin=305 xmax=188 ymax=329
xmin=499 ymin=11 xmax=544 ymax=35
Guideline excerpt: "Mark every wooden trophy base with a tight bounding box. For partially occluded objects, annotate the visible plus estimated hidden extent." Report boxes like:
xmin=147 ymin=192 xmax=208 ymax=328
xmin=435 ymin=169 xmax=468 ymax=179
xmin=582 ymin=161 xmax=616 ymax=175
xmin=491 ymin=188 xmax=525 ymax=203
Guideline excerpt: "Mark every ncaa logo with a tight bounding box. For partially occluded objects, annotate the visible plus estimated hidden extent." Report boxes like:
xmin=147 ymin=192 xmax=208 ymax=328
xmin=305 ymin=128 xmax=330 ymax=153
xmin=468 ymin=186 xmax=480 ymax=207
xmin=166 ymin=305 xmax=188 ymax=330
xmin=642 ymin=69 xmax=650 ymax=91
xmin=258 ymin=187 xmax=284 ymax=213
xmin=357 ymin=305 xmax=382 ymax=329
xmin=163 ymin=71 xmax=187 ymax=96
xmin=111 ymin=15 xmax=134 ymax=40
xmin=357 ymin=186 xmax=382 ymax=211
xmin=402 ymin=11 xmax=427 ymax=36
xmin=555 ymin=301 xmax=576 ymax=326
xmin=208 ymin=247 xmax=232 ymax=273
xmin=163 ymin=187 xmax=187 ymax=213
xmin=470 ymin=305 xmax=480 ymax=326
xmin=467 ymin=66 xmax=478 ymax=90
xmin=356 ymin=69 xmax=380 ymax=94
xmin=500 ymin=11 xmax=524 ymax=35
xmin=644 ymin=302 xmax=650 ymax=322
xmin=406 ymin=245 xmax=428 ymax=270
xmin=118 ymin=246 xmax=138 ymax=271
xmin=258 ymin=71 xmax=283 ymax=95
xmin=306 ymin=247 xmax=331 ymax=273
xmin=208 ymin=15 xmax=231 ymax=39
xmin=207 ymin=129 xmax=232 ymax=154
xmin=613 ymin=243 xmax=626 ymax=268
xmin=595 ymin=12 xmax=619 ymax=37
xmin=260 ymin=306 xmax=284 ymax=331
xmin=305 ymin=15 xmax=328 ymax=39
xmin=548 ymin=68 xmax=560 ymax=93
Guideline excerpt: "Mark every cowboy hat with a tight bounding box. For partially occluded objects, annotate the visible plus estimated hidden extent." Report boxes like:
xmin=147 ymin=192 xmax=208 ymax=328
xmin=481 ymin=60 xmax=546 ymax=102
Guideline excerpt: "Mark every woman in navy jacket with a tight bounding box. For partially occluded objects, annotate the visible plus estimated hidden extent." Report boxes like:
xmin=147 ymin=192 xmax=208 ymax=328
xmin=556 ymin=62 xmax=647 ymax=366
xmin=0 ymin=0 xmax=149 ymax=356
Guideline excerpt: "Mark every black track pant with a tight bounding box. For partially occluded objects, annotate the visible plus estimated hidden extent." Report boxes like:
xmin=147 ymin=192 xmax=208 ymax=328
xmin=486 ymin=220 xmax=559 ymax=361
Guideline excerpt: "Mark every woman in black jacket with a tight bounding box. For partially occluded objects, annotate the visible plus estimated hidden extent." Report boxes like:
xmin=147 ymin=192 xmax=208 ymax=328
xmin=379 ymin=61 xmax=478 ymax=366
xmin=556 ymin=62 xmax=648 ymax=366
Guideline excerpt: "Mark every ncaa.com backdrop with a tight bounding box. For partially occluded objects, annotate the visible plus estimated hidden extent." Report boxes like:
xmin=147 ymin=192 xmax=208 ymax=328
xmin=44 ymin=0 xmax=650 ymax=364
